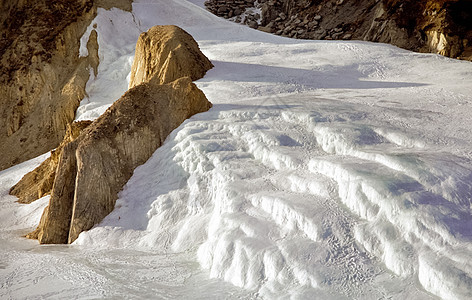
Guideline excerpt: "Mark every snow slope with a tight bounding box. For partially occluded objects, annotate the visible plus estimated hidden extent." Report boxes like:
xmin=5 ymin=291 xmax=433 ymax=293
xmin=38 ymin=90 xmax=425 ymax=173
xmin=2 ymin=0 xmax=472 ymax=299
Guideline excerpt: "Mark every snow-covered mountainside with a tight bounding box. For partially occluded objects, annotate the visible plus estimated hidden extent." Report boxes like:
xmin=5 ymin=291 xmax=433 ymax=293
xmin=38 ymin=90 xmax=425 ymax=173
xmin=1 ymin=0 xmax=472 ymax=299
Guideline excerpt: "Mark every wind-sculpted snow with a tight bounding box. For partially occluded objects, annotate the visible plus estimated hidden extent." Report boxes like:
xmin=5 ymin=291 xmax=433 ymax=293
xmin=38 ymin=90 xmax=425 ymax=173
xmin=75 ymin=95 xmax=471 ymax=299
xmin=2 ymin=0 xmax=472 ymax=299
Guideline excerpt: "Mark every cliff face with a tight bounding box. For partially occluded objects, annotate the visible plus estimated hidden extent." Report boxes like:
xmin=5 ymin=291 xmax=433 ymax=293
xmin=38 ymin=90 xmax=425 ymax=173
xmin=204 ymin=0 xmax=472 ymax=61
xmin=19 ymin=25 xmax=213 ymax=244
xmin=0 ymin=0 xmax=98 ymax=171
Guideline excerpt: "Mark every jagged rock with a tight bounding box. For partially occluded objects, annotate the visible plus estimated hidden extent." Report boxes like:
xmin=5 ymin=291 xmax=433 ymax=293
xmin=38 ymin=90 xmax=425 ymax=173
xmin=23 ymin=25 xmax=214 ymax=244
xmin=129 ymin=25 xmax=214 ymax=88
xmin=248 ymin=20 xmax=259 ymax=29
xmin=28 ymin=77 xmax=212 ymax=244
xmin=9 ymin=121 xmax=92 ymax=204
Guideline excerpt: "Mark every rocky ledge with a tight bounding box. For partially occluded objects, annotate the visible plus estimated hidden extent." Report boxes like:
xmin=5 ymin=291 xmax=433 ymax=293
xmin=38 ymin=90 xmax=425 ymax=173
xmin=204 ymin=0 xmax=472 ymax=61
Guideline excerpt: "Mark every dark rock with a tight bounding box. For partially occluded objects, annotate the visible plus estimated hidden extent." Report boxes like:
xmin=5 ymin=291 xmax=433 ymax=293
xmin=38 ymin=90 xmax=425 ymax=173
xmin=248 ymin=20 xmax=259 ymax=29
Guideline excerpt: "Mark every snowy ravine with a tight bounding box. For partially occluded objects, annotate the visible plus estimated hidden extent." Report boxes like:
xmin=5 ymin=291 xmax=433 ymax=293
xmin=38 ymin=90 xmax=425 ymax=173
xmin=1 ymin=0 xmax=472 ymax=299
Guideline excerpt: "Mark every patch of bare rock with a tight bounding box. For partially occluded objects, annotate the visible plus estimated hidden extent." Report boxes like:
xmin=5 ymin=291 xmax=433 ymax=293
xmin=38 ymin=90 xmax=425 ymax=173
xmin=0 ymin=0 xmax=96 ymax=171
xmin=0 ymin=0 xmax=134 ymax=172
xmin=13 ymin=25 xmax=213 ymax=244
xmin=204 ymin=0 xmax=472 ymax=61
xmin=129 ymin=25 xmax=214 ymax=87
xmin=10 ymin=121 xmax=92 ymax=205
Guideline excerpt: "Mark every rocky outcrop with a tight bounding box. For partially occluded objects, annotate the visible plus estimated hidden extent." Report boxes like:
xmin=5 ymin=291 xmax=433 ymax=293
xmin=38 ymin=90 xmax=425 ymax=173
xmin=9 ymin=121 xmax=92 ymax=204
xmin=22 ymin=25 xmax=213 ymax=244
xmin=0 ymin=0 xmax=138 ymax=172
xmin=28 ymin=77 xmax=211 ymax=244
xmin=129 ymin=25 xmax=214 ymax=88
xmin=204 ymin=0 xmax=472 ymax=61
xmin=0 ymin=0 xmax=97 ymax=171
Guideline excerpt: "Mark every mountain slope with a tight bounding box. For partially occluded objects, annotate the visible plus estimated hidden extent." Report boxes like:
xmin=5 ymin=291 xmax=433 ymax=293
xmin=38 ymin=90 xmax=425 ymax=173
xmin=1 ymin=0 xmax=472 ymax=299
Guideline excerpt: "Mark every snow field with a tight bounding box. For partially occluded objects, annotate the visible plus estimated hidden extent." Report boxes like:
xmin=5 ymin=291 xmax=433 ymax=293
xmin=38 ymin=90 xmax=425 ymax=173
xmin=77 ymin=101 xmax=445 ymax=298
xmin=2 ymin=0 xmax=472 ymax=298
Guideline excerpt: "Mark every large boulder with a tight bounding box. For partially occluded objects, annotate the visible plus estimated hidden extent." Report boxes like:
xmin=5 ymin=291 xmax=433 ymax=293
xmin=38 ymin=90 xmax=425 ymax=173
xmin=28 ymin=77 xmax=212 ymax=244
xmin=129 ymin=25 xmax=214 ymax=88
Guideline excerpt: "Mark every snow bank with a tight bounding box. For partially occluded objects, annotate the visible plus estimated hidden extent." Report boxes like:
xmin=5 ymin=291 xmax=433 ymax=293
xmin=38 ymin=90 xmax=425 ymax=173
xmin=2 ymin=0 xmax=472 ymax=298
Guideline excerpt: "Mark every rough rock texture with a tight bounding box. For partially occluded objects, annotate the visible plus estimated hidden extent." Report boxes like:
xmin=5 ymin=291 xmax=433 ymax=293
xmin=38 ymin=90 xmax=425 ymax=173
xmin=129 ymin=25 xmax=214 ymax=88
xmin=0 ymin=0 xmax=137 ymax=172
xmin=24 ymin=25 xmax=214 ymax=244
xmin=28 ymin=77 xmax=212 ymax=244
xmin=204 ymin=0 xmax=472 ymax=61
xmin=0 ymin=0 xmax=97 ymax=171
xmin=9 ymin=121 xmax=92 ymax=204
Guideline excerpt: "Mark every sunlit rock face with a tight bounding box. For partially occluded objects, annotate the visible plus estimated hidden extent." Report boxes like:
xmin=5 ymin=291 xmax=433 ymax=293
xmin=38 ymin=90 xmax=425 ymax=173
xmin=205 ymin=0 xmax=472 ymax=61
xmin=23 ymin=25 xmax=213 ymax=244
xmin=28 ymin=77 xmax=212 ymax=244
xmin=129 ymin=25 xmax=214 ymax=88
xmin=0 ymin=0 xmax=97 ymax=171
xmin=0 ymin=0 xmax=136 ymax=172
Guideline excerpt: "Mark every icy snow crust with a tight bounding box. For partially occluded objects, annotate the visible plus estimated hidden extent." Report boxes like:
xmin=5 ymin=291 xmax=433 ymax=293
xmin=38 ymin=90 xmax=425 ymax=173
xmin=2 ymin=0 xmax=472 ymax=299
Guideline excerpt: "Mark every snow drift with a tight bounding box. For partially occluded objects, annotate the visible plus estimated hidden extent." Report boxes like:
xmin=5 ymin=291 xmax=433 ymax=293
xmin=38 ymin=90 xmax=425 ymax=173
xmin=1 ymin=0 xmax=472 ymax=299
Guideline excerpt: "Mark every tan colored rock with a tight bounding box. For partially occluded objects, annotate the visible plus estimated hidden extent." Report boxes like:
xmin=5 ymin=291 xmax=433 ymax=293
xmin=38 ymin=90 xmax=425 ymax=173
xmin=129 ymin=25 xmax=214 ymax=88
xmin=0 ymin=0 xmax=138 ymax=172
xmin=96 ymin=0 xmax=133 ymax=11
xmin=9 ymin=121 xmax=92 ymax=204
xmin=0 ymin=0 xmax=97 ymax=171
xmin=19 ymin=24 xmax=214 ymax=244
xmin=30 ymin=77 xmax=212 ymax=244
